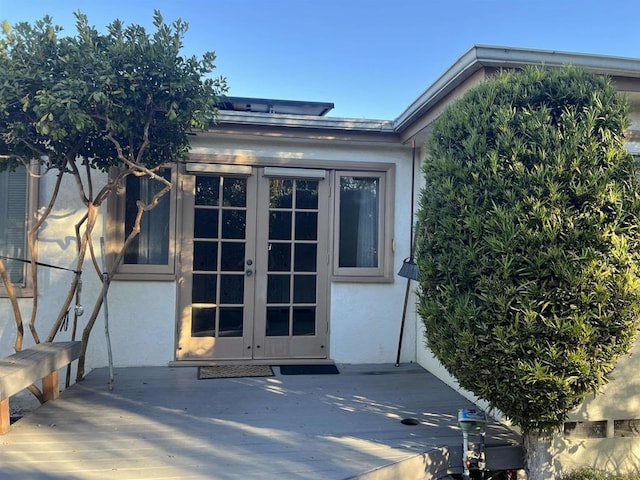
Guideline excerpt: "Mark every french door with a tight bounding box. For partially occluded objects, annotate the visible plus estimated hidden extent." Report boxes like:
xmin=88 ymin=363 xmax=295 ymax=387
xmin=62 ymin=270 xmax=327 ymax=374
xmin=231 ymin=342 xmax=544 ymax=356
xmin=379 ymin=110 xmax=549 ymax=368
xmin=176 ymin=166 xmax=329 ymax=361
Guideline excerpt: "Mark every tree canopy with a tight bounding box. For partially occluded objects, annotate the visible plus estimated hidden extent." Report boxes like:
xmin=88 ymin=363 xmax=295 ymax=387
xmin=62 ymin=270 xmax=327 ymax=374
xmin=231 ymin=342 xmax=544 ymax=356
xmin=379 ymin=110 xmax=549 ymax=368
xmin=0 ymin=10 xmax=225 ymax=174
xmin=416 ymin=65 xmax=640 ymax=433
xmin=0 ymin=10 xmax=226 ymax=380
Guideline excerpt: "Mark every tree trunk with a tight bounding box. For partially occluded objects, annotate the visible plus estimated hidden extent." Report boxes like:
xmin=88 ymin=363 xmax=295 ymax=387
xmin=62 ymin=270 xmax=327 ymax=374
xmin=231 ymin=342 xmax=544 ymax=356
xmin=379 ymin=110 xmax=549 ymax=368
xmin=523 ymin=429 xmax=555 ymax=480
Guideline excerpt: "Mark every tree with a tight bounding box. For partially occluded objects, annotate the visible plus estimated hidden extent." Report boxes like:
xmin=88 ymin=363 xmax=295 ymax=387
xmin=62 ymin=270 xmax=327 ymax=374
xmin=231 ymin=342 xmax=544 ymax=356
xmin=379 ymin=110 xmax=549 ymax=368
xmin=415 ymin=66 xmax=640 ymax=480
xmin=0 ymin=11 xmax=226 ymax=382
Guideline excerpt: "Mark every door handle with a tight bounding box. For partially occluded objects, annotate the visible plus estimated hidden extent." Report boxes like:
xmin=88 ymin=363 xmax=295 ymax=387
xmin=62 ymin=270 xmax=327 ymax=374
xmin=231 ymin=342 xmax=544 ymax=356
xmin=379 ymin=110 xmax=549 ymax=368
xmin=245 ymin=269 xmax=253 ymax=277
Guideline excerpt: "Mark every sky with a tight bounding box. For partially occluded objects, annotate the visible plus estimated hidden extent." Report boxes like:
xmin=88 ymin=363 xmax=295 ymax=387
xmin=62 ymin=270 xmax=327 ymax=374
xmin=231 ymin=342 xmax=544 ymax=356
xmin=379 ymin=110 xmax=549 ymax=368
xmin=1 ymin=1 xmax=639 ymax=120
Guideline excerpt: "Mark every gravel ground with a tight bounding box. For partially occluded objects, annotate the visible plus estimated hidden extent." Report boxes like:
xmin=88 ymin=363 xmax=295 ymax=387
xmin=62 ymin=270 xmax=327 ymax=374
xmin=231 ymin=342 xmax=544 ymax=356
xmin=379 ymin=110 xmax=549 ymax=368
xmin=9 ymin=390 xmax=40 ymax=422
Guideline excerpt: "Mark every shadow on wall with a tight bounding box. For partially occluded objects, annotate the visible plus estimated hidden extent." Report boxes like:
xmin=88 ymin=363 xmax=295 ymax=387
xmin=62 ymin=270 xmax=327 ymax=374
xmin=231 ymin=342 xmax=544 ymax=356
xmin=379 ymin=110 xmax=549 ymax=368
xmin=554 ymin=435 xmax=640 ymax=477
xmin=550 ymin=336 xmax=640 ymax=476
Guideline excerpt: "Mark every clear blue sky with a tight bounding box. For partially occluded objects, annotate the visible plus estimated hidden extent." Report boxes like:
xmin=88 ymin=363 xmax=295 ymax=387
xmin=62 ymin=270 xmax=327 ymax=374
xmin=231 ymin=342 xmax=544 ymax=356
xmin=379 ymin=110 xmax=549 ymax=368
xmin=1 ymin=0 xmax=638 ymax=120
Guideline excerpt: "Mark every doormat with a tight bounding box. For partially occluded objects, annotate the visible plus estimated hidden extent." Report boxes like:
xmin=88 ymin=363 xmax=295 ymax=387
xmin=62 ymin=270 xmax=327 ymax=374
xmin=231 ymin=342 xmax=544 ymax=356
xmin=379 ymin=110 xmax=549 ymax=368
xmin=279 ymin=364 xmax=339 ymax=375
xmin=198 ymin=365 xmax=274 ymax=379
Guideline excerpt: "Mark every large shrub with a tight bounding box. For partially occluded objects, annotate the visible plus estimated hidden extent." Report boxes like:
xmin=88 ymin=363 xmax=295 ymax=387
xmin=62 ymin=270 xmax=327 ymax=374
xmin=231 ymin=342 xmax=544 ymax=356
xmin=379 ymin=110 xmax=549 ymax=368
xmin=416 ymin=65 xmax=640 ymax=477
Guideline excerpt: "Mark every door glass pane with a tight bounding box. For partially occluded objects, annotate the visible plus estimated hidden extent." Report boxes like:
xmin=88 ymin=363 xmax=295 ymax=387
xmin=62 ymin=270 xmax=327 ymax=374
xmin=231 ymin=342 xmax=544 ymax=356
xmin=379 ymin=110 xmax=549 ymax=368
xmin=266 ymin=307 xmax=290 ymax=336
xmin=220 ymin=274 xmax=244 ymax=304
xmin=219 ymin=308 xmax=243 ymax=337
xmin=192 ymin=274 xmax=217 ymax=303
xmin=339 ymin=176 xmax=379 ymax=268
xmin=293 ymin=307 xmax=315 ymax=336
xmin=294 ymin=244 xmax=317 ymax=272
xmin=293 ymin=275 xmax=316 ymax=303
xmin=270 ymin=179 xmax=293 ymax=208
xmin=222 ymin=178 xmax=246 ymax=207
xmin=295 ymin=181 xmax=318 ymax=209
xmin=196 ymin=176 xmax=220 ymax=206
xmin=194 ymin=209 xmax=218 ymax=239
xmin=268 ymin=243 xmax=291 ymax=271
xmin=269 ymin=211 xmax=292 ymax=240
xmin=192 ymin=307 xmax=216 ymax=337
xmin=267 ymin=275 xmax=290 ymax=303
xmin=220 ymin=242 xmax=245 ymax=271
xmin=193 ymin=242 xmax=217 ymax=271
xmin=221 ymin=210 xmax=246 ymax=239
xmin=295 ymin=212 xmax=317 ymax=240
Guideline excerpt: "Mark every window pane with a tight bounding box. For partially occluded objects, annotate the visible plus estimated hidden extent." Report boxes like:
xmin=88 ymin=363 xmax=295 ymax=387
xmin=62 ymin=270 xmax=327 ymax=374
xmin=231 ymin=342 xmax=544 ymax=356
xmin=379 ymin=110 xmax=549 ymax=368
xmin=269 ymin=211 xmax=292 ymax=240
xmin=219 ymin=308 xmax=243 ymax=337
xmin=194 ymin=209 xmax=218 ymax=239
xmin=124 ymin=169 xmax=171 ymax=265
xmin=196 ymin=176 xmax=220 ymax=206
xmin=270 ymin=179 xmax=293 ymax=208
xmin=338 ymin=176 xmax=379 ymax=268
xmin=266 ymin=307 xmax=290 ymax=336
xmin=295 ymin=181 xmax=318 ymax=209
xmin=267 ymin=275 xmax=290 ymax=303
xmin=193 ymin=241 xmax=217 ymax=271
xmin=0 ymin=167 xmax=27 ymax=283
xmin=192 ymin=274 xmax=217 ymax=303
xmin=221 ymin=210 xmax=246 ymax=239
xmin=220 ymin=243 xmax=245 ymax=271
xmin=293 ymin=307 xmax=316 ymax=336
xmin=293 ymin=275 xmax=316 ymax=303
xmin=294 ymin=244 xmax=317 ymax=272
xmin=220 ymin=274 xmax=244 ymax=304
xmin=268 ymin=243 xmax=291 ymax=271
xmin=222 ymin=178 xmax=246 ymax=207
xmin=192 ymin=307 xmax=216 ymax=337
xmin=295 ymin=212 xmax=317 ymax=240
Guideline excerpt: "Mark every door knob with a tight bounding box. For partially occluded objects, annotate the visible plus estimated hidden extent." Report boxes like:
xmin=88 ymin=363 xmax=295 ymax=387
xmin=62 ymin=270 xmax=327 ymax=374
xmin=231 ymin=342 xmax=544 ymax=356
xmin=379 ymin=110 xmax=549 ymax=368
xmin=245 ymin=269 xmax=253 ymax=277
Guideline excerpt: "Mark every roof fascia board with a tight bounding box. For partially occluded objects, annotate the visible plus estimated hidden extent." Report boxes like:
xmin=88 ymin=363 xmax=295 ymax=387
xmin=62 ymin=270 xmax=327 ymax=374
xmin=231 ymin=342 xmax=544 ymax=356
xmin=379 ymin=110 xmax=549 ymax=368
xmin=215 ymin=111 xmax=394 ymax=133
xmin=394 ymin=45 xmax=640 ymax=135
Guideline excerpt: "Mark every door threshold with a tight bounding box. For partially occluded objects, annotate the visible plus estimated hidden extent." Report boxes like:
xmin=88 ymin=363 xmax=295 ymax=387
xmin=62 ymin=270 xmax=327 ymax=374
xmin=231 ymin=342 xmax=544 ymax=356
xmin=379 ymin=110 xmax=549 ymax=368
xmin=169 ymin=358 xmax=335 ymax=367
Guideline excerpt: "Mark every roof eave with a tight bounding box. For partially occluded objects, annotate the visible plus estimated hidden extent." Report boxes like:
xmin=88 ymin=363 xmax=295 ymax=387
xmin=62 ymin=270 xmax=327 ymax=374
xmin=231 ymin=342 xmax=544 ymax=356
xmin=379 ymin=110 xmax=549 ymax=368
xmin=393 ymin=44 xmax=640 ymax=135
xmin=214 ymin=110 xmax=395 ymax=133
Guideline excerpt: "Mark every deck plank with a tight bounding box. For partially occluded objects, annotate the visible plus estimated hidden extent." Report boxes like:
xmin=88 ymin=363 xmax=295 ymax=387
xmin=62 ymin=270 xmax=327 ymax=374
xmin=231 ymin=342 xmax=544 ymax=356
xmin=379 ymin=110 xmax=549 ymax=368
xmin=0 ymin=364 xmax=520 ymax=479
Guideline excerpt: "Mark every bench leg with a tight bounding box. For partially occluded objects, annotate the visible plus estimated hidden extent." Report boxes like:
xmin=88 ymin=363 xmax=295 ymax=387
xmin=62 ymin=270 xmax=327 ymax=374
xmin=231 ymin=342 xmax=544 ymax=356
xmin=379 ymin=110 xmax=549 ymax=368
xmin=42 ymin=370 xmax=59 ymax=402
xmin=0 ymin=398 xmax=9 ymax=434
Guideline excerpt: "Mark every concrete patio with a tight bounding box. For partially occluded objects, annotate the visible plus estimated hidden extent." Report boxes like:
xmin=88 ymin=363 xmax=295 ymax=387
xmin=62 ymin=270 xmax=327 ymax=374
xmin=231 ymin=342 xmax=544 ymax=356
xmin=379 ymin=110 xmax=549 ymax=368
xmin=0 ymin=363 xmax=522 ymax=479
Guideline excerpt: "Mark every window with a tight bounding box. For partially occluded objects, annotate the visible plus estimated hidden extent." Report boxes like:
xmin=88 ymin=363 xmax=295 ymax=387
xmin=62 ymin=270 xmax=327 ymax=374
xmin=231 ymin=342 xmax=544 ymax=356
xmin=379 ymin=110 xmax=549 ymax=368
xmin=333 ymin=168 xmax=394 ymax=281
xmin=107 ymin=167 xmax=176 ymax=279
xmin=0 ymin=164 xmax=37 ymax=296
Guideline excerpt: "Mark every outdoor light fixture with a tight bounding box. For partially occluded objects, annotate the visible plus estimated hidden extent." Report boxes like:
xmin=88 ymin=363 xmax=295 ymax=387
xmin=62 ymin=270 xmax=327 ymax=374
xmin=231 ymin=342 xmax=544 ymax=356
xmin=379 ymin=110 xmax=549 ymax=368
xmin=397 ymin=256 xmax=419 ymax=281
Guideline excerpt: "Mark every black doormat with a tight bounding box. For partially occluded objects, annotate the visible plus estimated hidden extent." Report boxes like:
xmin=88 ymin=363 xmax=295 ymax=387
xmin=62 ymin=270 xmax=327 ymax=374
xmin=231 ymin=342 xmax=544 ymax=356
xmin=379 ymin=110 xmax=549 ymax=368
xmin=279 ymin=364 xmax=340 ymax=375
xmin=198 ymin=365 xmax=274 ymax=379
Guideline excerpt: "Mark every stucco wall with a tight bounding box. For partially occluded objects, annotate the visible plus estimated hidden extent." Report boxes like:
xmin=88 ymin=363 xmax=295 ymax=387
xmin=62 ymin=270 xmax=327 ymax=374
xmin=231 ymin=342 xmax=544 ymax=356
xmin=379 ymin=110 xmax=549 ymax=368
xmin=0 ymin=133 xmax=417 ymax=371
xmin=554 ymin=338 xmax=640 ymax=476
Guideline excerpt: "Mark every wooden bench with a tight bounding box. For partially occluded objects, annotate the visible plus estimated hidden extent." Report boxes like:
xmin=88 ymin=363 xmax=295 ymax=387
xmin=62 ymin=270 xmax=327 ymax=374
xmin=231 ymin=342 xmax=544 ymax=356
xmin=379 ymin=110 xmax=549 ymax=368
xmin=0 ymin=341 xmax=82 ymax=434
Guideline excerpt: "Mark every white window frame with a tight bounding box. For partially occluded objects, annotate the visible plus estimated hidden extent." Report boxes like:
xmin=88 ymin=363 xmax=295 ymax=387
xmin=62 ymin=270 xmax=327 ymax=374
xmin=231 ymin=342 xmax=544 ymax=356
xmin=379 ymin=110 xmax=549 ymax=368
xmin=332 ymin=166 xmax=394 ymax=282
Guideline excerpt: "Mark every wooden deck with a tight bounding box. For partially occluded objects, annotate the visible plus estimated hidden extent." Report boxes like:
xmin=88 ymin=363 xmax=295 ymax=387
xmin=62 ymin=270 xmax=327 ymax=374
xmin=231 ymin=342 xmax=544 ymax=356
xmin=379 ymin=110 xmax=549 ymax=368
xmin=0 ymin=364 xmax=521 ymax=479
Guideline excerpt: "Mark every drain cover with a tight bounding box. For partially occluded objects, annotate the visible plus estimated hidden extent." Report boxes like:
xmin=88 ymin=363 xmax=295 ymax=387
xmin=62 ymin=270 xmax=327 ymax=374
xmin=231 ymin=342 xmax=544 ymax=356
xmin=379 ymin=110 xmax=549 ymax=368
xmin=401 ymin=418 xmax=420 ymax=426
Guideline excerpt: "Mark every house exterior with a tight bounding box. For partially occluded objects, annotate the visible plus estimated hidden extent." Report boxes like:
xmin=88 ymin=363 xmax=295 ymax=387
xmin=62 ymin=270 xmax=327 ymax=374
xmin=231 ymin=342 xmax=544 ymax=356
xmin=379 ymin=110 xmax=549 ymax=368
xmin=1 ymin=45 xmax=640 ymax=475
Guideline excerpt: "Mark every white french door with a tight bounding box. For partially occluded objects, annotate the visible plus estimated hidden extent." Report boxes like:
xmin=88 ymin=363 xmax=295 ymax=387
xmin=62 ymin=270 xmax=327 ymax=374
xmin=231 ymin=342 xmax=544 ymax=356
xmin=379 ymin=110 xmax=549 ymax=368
xmin=176 ymin=166 xmax=329 ymax=361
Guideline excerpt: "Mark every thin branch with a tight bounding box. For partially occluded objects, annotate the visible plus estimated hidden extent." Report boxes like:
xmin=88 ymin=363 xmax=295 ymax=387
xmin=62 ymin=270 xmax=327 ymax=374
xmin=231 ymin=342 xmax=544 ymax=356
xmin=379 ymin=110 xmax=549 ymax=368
xmin=0 ymin=259 xmax=24 ymax=352
xmin=76 ymin=179 xmax=171 ymax=381
xmin=67 ymin=156 xmax=90 ymax=206
xmin=27 ymin=170 xmax=65 ymax=344
xmin=46 ymin=202 xmax=98 ymax=342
